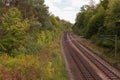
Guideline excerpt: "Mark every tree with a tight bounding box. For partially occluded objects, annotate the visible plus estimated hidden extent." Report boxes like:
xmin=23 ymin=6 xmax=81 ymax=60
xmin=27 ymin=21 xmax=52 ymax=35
xmin=105 ymin=0 xmax=120 ymax=35
xmin=9 ymin=0 xmax=52 ymax=30
xmin=0 ymin=8 xmax=29 ymax=55
xmin=86 ymin=6 xmax=105 ymax=38
xmin=100 ymin=0 xmax=109 ymax=10
xmin=28 ymin=0 xmax=52 ymax=29
xmin=72 ymin=5 xmax=94 ymax=35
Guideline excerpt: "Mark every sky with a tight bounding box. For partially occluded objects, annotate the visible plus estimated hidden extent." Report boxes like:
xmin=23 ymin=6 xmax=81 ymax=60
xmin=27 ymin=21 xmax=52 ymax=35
xmin=45 ymin=0 xmax=100 ymax=23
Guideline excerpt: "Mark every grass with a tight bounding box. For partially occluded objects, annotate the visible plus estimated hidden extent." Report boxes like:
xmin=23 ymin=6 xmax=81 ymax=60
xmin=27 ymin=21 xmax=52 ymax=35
xmin=50 ymin=34 xmax=67 ymax=80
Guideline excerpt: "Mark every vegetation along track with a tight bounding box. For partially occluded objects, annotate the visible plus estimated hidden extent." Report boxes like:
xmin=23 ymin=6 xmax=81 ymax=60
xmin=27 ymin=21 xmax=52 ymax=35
xmin=62 ymin=31 xmax=120 ymax=80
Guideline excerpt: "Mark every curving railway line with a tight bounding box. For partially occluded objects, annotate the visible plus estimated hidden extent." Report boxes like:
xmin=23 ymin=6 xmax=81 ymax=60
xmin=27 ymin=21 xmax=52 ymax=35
xmin=61 ymin=31 xmax=120 ymax=80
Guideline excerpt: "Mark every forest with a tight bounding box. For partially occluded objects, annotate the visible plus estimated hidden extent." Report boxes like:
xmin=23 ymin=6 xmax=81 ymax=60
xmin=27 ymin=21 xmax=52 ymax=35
xmin=0 ymin=0 xmax=72 ymax=79
xmin=72 ymin=0 xmax=120 ymax=68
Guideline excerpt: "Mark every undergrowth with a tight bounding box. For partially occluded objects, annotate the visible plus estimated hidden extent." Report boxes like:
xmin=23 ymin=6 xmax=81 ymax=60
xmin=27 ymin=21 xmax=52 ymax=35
xmin=0 ymin=32 xmax=67 ymax=80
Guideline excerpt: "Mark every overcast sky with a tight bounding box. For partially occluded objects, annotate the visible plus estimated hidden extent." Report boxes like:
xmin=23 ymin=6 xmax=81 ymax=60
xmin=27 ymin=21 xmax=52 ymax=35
xmin=45 ymin=0 xmax=100 ymax=23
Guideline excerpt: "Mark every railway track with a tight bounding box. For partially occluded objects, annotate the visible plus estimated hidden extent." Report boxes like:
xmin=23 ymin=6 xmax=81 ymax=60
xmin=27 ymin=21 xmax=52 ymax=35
xmin=62 ymin=31 xmax=120 ymax=80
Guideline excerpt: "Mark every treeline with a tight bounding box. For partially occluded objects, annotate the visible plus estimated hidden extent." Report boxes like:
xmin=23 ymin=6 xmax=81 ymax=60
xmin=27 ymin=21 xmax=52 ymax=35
xmin=0 ymin=0 xmax=71 ymax=79
xmin=73 ymin=0 xmax=120 ymax=48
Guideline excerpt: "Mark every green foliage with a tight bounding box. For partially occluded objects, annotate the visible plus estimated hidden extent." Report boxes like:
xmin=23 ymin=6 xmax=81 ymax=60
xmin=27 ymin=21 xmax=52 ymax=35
xmin=73 ymin=0 xmax=120 ymax=38
xmin=0 ymin=0 xmax=71 ymax=79
xmin=0 ymin=31 xmax=67 ymax=79
xmin=86 ymin=6 xmax=105 ymax=38
xmin=8 ymin=0 xmax=52 ymax=29
xmin=105 ymin=0 xmax=120 ymax=35
xmin=73 ymin=6 xmax=94 ymax=35
xmin=73 ymin=12 xmax=85 ymax=35
xmin=27 ymin=0 xmax=52 ymax=29
xmin=29 ymin=21 xmax=42 ymax=33
xmin=50 ymin=15 xmax=59 ymax=27
xmin=0 ymin=8 xmax=29 ymax=55
xmin=100 ymin=0 xmax=109 ymax=10
xmin=95 ymin=39 xmax=114 ymax=48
